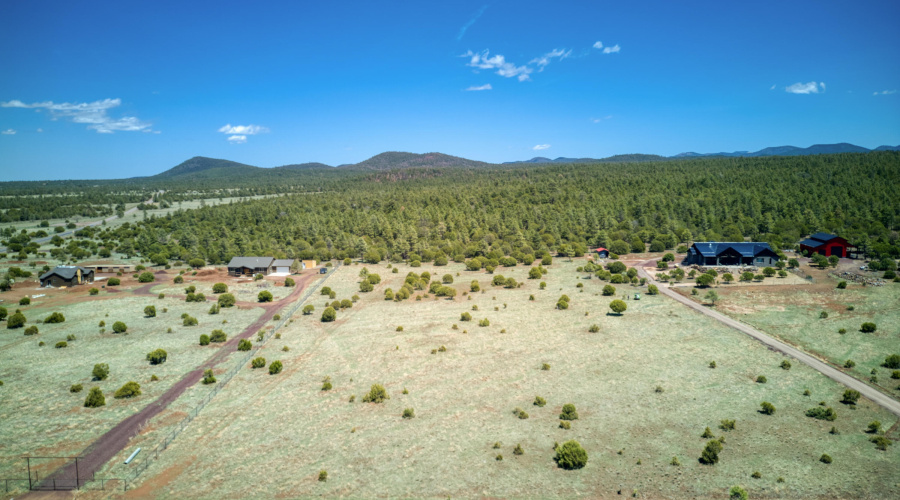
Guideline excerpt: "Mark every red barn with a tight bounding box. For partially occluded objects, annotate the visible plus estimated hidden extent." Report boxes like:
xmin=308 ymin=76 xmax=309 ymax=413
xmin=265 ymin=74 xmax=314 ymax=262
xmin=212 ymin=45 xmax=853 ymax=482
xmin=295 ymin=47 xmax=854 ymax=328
xmin=799 ymin=233 xmax=851 ymax=258
xmin=594 ymin=247 xmax=609 ymax=258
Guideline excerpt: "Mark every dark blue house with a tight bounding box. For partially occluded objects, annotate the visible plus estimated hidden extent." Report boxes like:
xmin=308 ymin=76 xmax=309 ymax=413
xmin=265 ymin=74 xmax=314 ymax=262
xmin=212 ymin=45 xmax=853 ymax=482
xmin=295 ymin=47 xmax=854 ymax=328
xmin=685 ymin=242 xmax=779 ymax=267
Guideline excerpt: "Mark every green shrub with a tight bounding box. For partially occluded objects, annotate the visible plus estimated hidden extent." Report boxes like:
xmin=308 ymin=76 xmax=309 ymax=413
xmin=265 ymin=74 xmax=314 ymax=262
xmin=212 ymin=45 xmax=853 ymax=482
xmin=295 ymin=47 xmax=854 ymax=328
xmin=554 ymin=440 xmax=588 ymax=469
xmin=212 ymin=282 xmax=228 ymax=293
xmin=321 ymin=307 xmax=337 ymax=322
xmin=107 ymin=278 xmax=120 ymax=286
xmin=45 ymin=312 xmax=65 ymax=323
xmin=559 ymin=420 xmax=571 ymax=429
xmin=114 ymin=381 xmax=141 ymax=399
xmin=871 ymin=436 xmax=892 ymax=450
xmin=860 ymin=322 xmax=877 ymax=333
xmin=66 ymin=334 xmax=76 ymax=341
xmin=144 ymin=305 xmax=156 ymax=318
xmin=237 ymin=339 xmax=252 ymax=351
xmin=844 ymin=359 xmax=856 ymax=368
xmin=806 ymin=406 xmax=837 ymax=421
xmin=7 ymin=312 xmax=26 ymax=329
xmin=513 ymin=407 xmax=529 ymax=419
xmin=92 ymin=363 xmax=109 ymax=381
xmin=89 ymin=288 xmax=99 ymax=295
xmin=199 ymin=334 xmax=210 ymax=345
xmin=183 ymin=315 xmax=198 ymax=326
xmin=218 ymin=293 xmax=236 ymax=307
xmin=318 ymin=470 xmax=327 ymax=482
xmin=556 ymin=299 xmax=568 ymax=310
xmin=699 ymin=439 xmax=723 ymax=465
xmin=541 ymin=363 xmax=551 ymax=371
xmin=84 ymin=387 xmax=105 ymax=407
xmin=609 ymin=299 xmax=627 ymax=315
xmin=173 ymin=275 xmax=183 ymax=284
xmin=402 ymin=407 xmax=415 ymax=419
xmin=55 ymin=341 xmax=68 ymax=348
xmin=588 ymin=324 xmax=600 ymax=333
xmin=780 ymin=360 xmax=791 ymax=370
xmin=70 ymin=384 xmax=83 ymax=393
xmin=867 ymin=421 xmax=881 ymax=433
xmin=559 ymin=404 xmax=579 ymax=420
xmin=647 ymin=284 xmax=659 ymax=295
xmin=760 ymin=402 xmax=776 ymax=415
xmin=251 ymin=357 xmax=266 ymax=369
xmin=202 ymin=369 xmax=216 ymax=385
xmin=841 ymin=389 xmax=860 ymax=404
xmin=709 ymin=361 xmax=716 ymax=369
xmin=478 ymin=318 xmax=490 ymax=327
xmin=363 ymin=384 xmax=389 ymax=403
xmin=883 ymin=354 xmax=900 ymax=369
xmin=729 ymin=485 xmax=748 ymax=500
xmin=701 ymin=427 xmax=714 ymax=438
xmin=24 ymin=325 xmax=38 ymax=336
xmin=756 ymin=375 xmax=767 ymax=383
xmin=720 ymin=419 xmax=736 ymax=431
xmin=19 ymin=297 xmax=30 ymax=306
xmin=137 ymin=272 xmax=155 ymax=283
xmin=112 ymin=321 xmax=127 ymax=333
xmin=258 ymin=290 xmax=273 ymax=302
xmin=533 ymin=396 xmax=546 ymax=407
xmin=820 ymin=453 xmax=832 ymax=464
xmin=602 ymin=284 xmax=616 ymax=296
xmin=321 ymin=376 xmax=333 ymax=391
xmin=146 ymin=349 xmax=167 ymax=364
xmin=837 ymin=281 xmax=847 ymax=289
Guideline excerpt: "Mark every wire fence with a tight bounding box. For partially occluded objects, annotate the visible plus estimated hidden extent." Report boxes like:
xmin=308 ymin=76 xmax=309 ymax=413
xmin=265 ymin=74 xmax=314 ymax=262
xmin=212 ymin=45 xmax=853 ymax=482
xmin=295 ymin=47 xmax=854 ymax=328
xmin=98 ymin=264 xmax=340 ymax=491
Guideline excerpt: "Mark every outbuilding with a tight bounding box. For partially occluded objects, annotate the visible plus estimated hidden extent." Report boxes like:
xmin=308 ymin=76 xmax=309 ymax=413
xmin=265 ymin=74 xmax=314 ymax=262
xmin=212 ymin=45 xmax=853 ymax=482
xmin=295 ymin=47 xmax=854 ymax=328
xmin=799 ymin=232 xmax=852 ymax=258
xmin=40 ymin=266 xmax=95 ymax=287
xmin=301 ymin=260 xmax=317 ymax=270
xmin=593 ymin=247 xmax=609 ymax=258
xmin=227 ymin=257 xmax=275 ymax=277
xmin=272 ymin=259 xmax=296 ymax=275
xmin=684 ymin=242 xmax=779 ymax=267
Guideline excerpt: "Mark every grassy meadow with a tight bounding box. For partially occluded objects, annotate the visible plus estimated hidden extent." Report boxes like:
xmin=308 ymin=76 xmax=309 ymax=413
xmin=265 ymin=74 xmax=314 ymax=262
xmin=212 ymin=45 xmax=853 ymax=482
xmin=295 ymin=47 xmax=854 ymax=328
xmin=118 ymin=259 xmax=900 ymax=499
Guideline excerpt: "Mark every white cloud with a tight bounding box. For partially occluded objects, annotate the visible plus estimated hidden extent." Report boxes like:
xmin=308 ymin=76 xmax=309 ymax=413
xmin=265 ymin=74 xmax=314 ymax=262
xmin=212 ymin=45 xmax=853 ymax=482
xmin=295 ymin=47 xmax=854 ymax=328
xmin=457 ymin=5 xmax=488 ymax=41
xmin=770 ymin=84 xmax=776 ymax=90
xmin=465 ymin=84 xmax=493 ymax=91
xmin=873 ymin=90 xmax=897 ymax=96
xmin=530 ymin=48 xmax=572 ymax=71
xmin=785 ymin=81 xmax=825 ymax=94
xmin=591 ymin=115 xmax=613 ymax=123
xmin=218 ymin=124 xmax=269 ymax=135
xmin=593 ymin=41 xmax=603 ymax=49
xmin=36 ymin=128 xmax=43 ymax=133
xmin=602 ymin=44 xmax=621 ymax=54
xmin=227 ymin=135 xmax=247 ymax=144
xmin=462 ymin=50 xmax=533 ymax=81
xmin=0 ymin=98 xmax=153 ymax=133
xmin=1 ymin=129 xmax=16 ymax=135
xmin=533 ymin=144 xmax=550 ymax=150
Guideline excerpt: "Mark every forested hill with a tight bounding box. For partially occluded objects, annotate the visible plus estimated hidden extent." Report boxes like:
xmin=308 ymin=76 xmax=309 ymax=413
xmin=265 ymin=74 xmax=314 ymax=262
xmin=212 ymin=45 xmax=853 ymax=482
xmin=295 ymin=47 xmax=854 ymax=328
xmin=152 ymin=156 xmax=260 ymax=178
xmin=111 ymin=152 xmax=898 ymax=268
xmin=350 ymin=152 xmax=491 ymax=170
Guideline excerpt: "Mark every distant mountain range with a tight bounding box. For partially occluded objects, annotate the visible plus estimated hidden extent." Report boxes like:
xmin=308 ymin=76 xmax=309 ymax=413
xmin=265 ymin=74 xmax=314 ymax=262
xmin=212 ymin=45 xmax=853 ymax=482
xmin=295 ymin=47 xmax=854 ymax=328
xmin=150 ymin=143 xmax=899 ymax=180
xmin=505 ymin=142 xmax=900 ymax=164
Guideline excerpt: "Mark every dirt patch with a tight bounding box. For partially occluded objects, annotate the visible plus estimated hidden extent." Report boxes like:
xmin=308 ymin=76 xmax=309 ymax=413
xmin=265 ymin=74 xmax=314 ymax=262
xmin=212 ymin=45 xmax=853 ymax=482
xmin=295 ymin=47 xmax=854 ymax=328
xmin=125 ymin=456 xmax=196 ymax=499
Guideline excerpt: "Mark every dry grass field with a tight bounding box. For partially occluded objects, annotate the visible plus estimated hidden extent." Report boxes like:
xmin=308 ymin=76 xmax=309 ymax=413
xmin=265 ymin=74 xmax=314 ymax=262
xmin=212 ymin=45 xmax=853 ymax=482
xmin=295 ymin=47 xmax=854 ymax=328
xmin=111 ymin=259 xmax=899 ymax=499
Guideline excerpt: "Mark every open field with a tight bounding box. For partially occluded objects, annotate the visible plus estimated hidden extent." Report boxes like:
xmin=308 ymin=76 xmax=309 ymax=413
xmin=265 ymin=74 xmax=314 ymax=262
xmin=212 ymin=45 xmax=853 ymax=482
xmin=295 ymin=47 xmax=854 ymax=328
xmin=0 ymin=269 xmax=276 ymax=485
xmin=118 ymin=259 xmax=899 ymax=499
xmin=711 ymin=263 xmax=900 ymax=396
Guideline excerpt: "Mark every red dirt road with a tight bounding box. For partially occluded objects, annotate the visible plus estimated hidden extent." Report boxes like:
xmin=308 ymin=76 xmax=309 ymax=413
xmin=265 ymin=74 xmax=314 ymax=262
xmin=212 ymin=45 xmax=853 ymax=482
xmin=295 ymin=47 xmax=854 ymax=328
xmin=29 ymin=271 xmax=320 ymax=494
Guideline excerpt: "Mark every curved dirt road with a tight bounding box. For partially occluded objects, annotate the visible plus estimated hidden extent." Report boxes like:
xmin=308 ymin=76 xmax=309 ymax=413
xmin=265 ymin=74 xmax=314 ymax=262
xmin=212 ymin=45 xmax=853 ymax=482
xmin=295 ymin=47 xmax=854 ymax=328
xmin=636 ymin=263 xmax=900 ymax=418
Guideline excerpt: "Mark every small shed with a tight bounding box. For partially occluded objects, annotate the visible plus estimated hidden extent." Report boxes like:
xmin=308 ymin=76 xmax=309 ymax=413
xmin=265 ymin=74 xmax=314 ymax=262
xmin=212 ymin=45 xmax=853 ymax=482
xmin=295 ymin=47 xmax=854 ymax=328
xmin=594 ymin=247 xmax=609 ymax=258
xmin=301 ymin=260 xmax=317 ymax=270
xmin=272 ymin=259 xmax=296 ymax=274
xmin=40 ymin=266 xmax=95 ymax=287
xmin=227 ymin=257 xmax=275 ymax=277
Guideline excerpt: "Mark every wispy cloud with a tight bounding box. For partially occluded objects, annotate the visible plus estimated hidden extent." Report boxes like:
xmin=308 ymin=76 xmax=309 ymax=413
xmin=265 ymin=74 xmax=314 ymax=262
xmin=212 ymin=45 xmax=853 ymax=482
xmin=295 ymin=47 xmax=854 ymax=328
xmin=462 ymin=50 xmax=533 ymax=81
xmin=873 ymin=90 xmax=897 ymax=96
xmin=593 ymin=41 xmax=603 ymax=49
xmin=530 ymin=48 xmax=572 ymax=71
xmin=218 ymin=124 xmax=269 ymax=135
xmin=457 ymin=5 xmax=488 ymax=41
xmin=770 ymin=84 xmax=776 ymax=90
xmin=591 ymin=115 xmax=613 ymax=123
xmin=0 ymin=98 xmax=153 ymax=133
xmin=785 ymin=81 xmax=825 ymax=94
xmin=602 ymin=44 xmax=621 ymax=54
xmin=465 ymin=84 xmax=493 ymax=91
xmin=227 ymin=135 xmax=247 ymax=144
xmin=533 ymin=144 xmax=550 ymax=150
xmin=1 ymin=129 xmax=16 ymax=135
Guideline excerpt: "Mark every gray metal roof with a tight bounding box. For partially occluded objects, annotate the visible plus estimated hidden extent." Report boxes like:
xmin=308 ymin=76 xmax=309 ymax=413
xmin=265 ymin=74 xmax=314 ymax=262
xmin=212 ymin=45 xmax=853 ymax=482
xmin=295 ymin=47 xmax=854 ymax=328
xmin=272 ymin=259 xmax=296 ymax=267
xmin=807 ymin=232 xmax=841 ymax=244
xmin=691 ymin=242 xmax=776 ymax=258
xmin=226 ymin=257 xmax=274 ymax=268
xmin=39 ymin=266 xmax=92 ymax=281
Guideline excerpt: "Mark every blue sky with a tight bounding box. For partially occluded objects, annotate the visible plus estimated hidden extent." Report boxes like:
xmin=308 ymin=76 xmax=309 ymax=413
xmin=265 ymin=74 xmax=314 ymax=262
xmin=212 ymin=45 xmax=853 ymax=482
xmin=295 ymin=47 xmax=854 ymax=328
xmin=1 ymin=0 xmax=898 ymax=180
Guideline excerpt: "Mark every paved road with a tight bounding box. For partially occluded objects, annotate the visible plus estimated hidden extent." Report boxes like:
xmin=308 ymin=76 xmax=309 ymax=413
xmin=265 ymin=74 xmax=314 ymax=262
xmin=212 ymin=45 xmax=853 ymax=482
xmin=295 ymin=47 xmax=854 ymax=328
xmin=636 ymin=262 xmax=900 ymax=418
